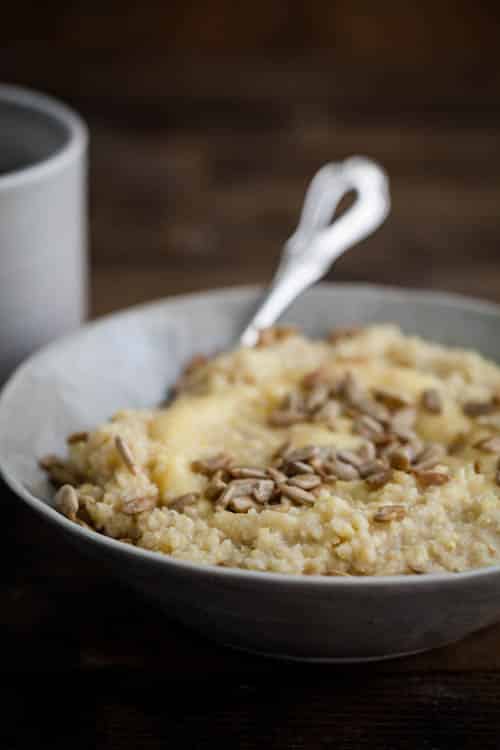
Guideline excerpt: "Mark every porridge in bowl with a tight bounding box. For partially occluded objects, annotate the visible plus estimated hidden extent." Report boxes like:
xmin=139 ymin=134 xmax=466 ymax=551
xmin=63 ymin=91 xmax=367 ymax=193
xmin=40 ymin=324 xmax=500 ymax=576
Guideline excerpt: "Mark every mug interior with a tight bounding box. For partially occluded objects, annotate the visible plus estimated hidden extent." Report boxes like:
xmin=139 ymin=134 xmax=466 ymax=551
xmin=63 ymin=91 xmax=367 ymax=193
xmin=0 ymin=95 xmax=71 ymax=177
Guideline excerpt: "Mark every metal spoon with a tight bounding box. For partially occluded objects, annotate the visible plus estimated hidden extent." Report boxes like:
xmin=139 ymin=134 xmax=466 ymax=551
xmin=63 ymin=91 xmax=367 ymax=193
xmin=239 ymin=156 xmax=390 ymax=347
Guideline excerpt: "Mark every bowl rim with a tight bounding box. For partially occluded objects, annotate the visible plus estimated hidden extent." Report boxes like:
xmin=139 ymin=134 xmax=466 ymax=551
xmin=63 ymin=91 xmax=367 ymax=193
xmin=3 ymin=280 xmax=500 ymax=589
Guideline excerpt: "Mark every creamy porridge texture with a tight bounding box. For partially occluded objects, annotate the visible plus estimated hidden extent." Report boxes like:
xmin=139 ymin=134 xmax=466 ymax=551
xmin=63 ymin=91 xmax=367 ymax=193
xmin=40 ymin=325 xmax=500 ymax=576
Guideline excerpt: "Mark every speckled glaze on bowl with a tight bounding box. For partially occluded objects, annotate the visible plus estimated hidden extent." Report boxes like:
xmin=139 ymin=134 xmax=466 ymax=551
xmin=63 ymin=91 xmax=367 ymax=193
xmin=3 ymin=283 xmax=500 ymax=662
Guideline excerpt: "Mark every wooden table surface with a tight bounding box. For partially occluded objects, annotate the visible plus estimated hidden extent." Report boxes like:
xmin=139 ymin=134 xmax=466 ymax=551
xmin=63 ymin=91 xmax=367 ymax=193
xmin=3 ymin=57 xmax=500 ymax=749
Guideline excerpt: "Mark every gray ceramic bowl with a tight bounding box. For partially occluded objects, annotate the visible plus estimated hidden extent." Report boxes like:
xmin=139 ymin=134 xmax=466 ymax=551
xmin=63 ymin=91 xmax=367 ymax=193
xmin=2 ymin=283 xmax=500 ymax=662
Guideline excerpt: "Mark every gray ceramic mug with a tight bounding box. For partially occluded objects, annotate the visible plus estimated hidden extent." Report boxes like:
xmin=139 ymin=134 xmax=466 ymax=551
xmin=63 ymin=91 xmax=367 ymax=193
xmin=0 ymin=85 xmax=88 ymax=383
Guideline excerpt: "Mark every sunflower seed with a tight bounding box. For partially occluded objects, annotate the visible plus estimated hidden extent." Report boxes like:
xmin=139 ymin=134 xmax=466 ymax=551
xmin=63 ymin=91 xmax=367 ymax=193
xmin=336 ymin=449 xmax=364 ymax=468
xmin=302 ymin=367 xmax=329 ymax=389
xmin=420 ymin=388 xmax=443 ymax=414
xmin=358 ymin=459 xmax=387 ymax=478
xmin=474 ymin=436 xmax=500 ymax=454
xmin=288 ymin=474 xmax=322 ymax=490
xmin=463 ymin=400 xmax=496 ymax=417
xmin=354 ymin=414 xmax=385 ymax=441
xmin=170 ymin=492 xmax=200 ymax=511
xmin=206 ymin=470 xmax=228 ymax=499
xmin=115 ymin=436 xmax=138 ymax=475
xmin=191 ymin=452 xmax=233 ymax=476
xmin=256 ymin=326 xmax=298 ymax=347
xmin=121 ymin=496 xmax=157 ymax=515
xmin=284 ymin=460 xmax=315 ymax=476
xmin=44 ymin=461 xmax=80 ymax=487
xmin=392 ymin=427 xmax=418 ymax=444
xmin=184 ymin=353 xmax=208 ymax=373
xmin=328 ymin=326 xmax=363 ymax=344
xmin=378 ymin=440 xmax=400 ymax=460
xmin=39 ymin=454 xmax=62 ymax=471
xmin=229 ymin=466 xmax=268 ymax=479
xmin=373 ymin=504 xmax=406 ymax=522
xmin=228 ymin=496 xmax=258 ymax=512
xmin=219 ymin=479 xmax=260 ymax=505
xmin=373 ymin=389 xmax=411 ymax=410
xmin=268 ymin=410 xmax=305 ymax=427
xmin=408 ymin=434 xmax=425 ymax=456
xmin=256 ymin=328 xmax=277 ymax=347
xmin=273 ymin=440 xmax=292 ymax=458
xmin=340 ymin=371 xmax=366 ymax=404
xmin=354 ymin=398 xmax=391 ymax=424
xmin=253 ymin=480 xmax=276 ymax=503
xmin=286 ymin=391 xmax=307 ymax=412
xmin=413 ymin=443 xmax=446 ymax=471
xmin=278 ymin=483 xmax=316 ymax=504
xmin=67 ymin=431 xmax=89 ymax=445
xmin=327 ymin=459 xmax=360 ymax=481
xmin=448 ymin=433 xmax=468 ymax=455
xmin=388 ymin=445 xmax=415 ymax=471
xmin=305 ymin=383 xmax=330 ymax=413
xmin=215 ymin=495 xmax=230 ymax=510
xmin=267 ymin=466 xmax=287 ymax=483
xmin=313 ymin=400 xmax=341 ymax=427
xmin=55 ymin=484 xmax=79 ymax=520
xmin=308 ymin=458 xmax=329 ymax=479
xmin=357 ymin=442 xmax=377 ymax=462
xmin=285 ymin=445 xmax=321 ymax=462
xmin=366 ymin=469 xmax=393 ymax=490
xmin=414 ymin=470 xmax=449 ymax=487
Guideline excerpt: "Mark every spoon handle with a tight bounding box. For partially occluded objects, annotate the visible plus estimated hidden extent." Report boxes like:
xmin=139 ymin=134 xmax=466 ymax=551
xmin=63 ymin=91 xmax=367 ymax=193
xmin=239 ymin=156 xmax=390 ymax=347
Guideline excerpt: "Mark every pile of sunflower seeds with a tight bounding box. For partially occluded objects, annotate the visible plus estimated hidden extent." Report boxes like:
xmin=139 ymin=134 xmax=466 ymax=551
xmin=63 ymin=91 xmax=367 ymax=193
xmin=268 ymin=369 xmax=414 ymax=430
xmin=246 ymin=370 xmax=461 ymax=505
xmin=268 ymin=370 xmax=445 ymax=460
xmin=191 ymin=446 xmax=329 ymax=513
xmin=190 ymin=414 xmax=451 ymax=515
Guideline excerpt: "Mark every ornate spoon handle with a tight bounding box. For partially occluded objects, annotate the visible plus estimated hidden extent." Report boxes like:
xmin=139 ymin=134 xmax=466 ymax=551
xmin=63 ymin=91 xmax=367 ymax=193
xmin=239 ymin=156 xmax=390 ymax=347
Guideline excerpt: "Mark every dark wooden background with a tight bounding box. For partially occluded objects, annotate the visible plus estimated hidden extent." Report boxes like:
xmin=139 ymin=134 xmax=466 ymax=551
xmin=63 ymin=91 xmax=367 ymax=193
xmin=2 ymin=2 xmax=500 ymax=748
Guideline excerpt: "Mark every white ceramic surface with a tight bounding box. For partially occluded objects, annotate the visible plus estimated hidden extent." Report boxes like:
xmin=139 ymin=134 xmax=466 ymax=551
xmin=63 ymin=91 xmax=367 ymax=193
xmin=0 ymin=84 xmax=88 ymax=383
xmin=2 ymin=283 xmax=500 ymax=662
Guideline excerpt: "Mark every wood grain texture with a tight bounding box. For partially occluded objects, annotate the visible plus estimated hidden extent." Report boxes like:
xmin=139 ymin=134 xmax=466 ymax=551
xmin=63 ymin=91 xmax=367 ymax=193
xmin=5 ymin=669 xmax=500 ymax=749
xmin=3 ymin=0 xmax=500 ymax=64
xmin=2 ymin=48 xmax=500 ymax=748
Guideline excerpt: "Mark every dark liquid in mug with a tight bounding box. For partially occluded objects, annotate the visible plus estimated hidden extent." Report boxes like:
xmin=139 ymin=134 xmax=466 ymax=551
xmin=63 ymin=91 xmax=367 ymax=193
xmin=0 ymin=147 xmax=47 ymax=176
xmin=0 ymin=101 xmax=69 ymax=177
